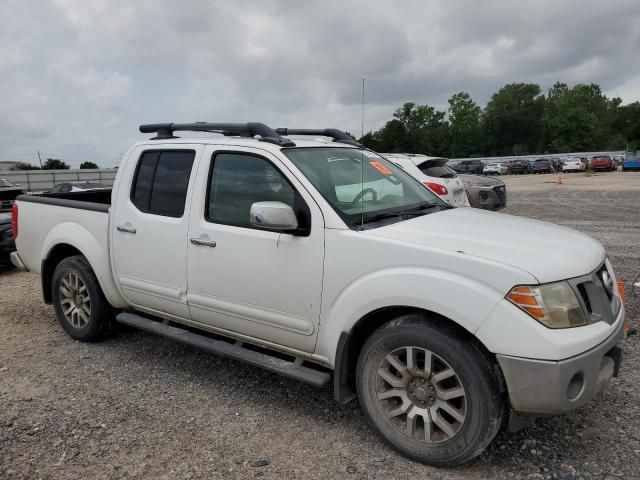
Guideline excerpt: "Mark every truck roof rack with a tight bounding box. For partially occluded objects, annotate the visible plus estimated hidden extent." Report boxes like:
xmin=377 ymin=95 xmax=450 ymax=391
xmin=139 ymin=122 xmax=296 ymax=147
xmin=275 ymin=128 xmax=361 ymax=147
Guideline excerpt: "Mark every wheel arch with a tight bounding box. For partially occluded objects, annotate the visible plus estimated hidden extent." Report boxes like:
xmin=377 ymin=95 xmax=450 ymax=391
xmin=333 ymin=306 xmax=499 ymax=404
xmin=41 ymin=239 xmax=126 ymax=308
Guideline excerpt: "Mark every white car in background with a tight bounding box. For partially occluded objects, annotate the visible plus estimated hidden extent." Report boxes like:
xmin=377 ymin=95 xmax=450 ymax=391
xmin=483 ymin=162 xmax=508 ymax=175
xmin=382 ymin=154 xmax=470 ymax=207
xmin=562 ymin=157 xmax=586 ymax=173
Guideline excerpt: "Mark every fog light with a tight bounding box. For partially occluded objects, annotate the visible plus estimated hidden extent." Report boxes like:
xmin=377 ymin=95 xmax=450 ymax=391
xmin=567 ymin=372 xmax=584 ymax=400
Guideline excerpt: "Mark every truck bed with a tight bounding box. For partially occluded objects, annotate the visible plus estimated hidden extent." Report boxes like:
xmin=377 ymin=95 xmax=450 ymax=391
xmin=17 ymin=189 xmax=112 ymax=212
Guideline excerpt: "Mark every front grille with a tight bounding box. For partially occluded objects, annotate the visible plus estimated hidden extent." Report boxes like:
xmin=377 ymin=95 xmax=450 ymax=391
xmin=570 ymin=261 xmax=620 ymax=325
xmin=492 ymin=185 xmax=507 ymax=204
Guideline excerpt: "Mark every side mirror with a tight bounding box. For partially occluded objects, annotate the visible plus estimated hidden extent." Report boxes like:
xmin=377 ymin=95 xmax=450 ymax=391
xmin=250 ymin=201 xmax=299 ymax=231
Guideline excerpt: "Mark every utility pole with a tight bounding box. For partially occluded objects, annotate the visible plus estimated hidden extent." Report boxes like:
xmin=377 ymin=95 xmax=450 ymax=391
xmin=37 ymin=150 xmax=43 ymax=169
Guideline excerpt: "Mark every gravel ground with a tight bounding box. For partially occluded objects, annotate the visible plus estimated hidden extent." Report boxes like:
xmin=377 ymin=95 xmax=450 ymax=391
xmin=1 ymin=171 xmax=639 ymax=479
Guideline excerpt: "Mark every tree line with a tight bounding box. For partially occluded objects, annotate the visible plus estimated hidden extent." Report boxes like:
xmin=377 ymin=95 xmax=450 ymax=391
xmin=359 ymin=82 xmax=640 ymax=158
xmin=11 ymin=160 xmax=99 ymax=170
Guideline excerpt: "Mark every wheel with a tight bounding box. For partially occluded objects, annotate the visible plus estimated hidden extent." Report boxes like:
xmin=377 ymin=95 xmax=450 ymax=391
xmin=356 ymin=314 xmax=504 ymax=466
xmin=52 ymin=255 xmax=115 ymax=341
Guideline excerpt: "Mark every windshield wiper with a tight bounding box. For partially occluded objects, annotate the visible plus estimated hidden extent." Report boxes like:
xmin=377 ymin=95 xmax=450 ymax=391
xmin=357 ymin=202 xmax=446 ymax=227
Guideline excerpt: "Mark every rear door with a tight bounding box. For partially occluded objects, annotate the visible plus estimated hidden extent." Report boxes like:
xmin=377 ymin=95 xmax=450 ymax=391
xmin=111 ymin=145 xmax=202 ymax=320
xmin=185 ymin=146 xmax=325 ymax=352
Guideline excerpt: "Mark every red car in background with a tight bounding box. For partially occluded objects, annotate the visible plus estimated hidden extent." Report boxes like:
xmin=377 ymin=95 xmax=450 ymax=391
xmin=590 ymin=155 xmax=617 ymax=171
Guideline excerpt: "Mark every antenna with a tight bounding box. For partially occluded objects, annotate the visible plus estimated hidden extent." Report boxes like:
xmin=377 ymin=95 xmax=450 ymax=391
xmin=360 ymin=77 xmax=366 ymax=231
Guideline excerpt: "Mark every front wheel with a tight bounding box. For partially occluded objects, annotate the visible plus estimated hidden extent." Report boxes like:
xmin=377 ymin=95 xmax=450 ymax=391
xmin=356 ymin=314 xmax=504 ymax=466
xmin=52 ymin=255 xmax=115 ymax=342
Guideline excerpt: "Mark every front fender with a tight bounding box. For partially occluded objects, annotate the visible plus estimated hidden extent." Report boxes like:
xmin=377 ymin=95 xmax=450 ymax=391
xmin=316 ymin=266 xmax=506 ymax=365
xmin=42 ymin=222 xmax=127 ymax=308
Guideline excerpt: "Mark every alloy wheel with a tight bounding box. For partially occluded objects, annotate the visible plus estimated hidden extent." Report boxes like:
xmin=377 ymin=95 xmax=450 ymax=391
xmin=376 ymin=346 xmax=467 ymax=443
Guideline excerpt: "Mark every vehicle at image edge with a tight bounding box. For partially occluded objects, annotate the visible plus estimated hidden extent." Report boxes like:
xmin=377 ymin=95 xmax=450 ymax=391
xmin=622 ymin=156 xmax=640 ymax=171
xmin=562 ymin=157 xmax=587 ymax=173
xmin=590 ymin=155 xmax=616 ymax=172
xmin=506 ymin=160 xmax=529 ymax=174
xmin=0 ymin=212 xmax=15 ymax=266
xmin=458 ymin=174 xmax=507 ymax=211
xmin=382 ymin=154 xmax=470 ymax=207
xmin=531 ymin=158 xmax=553 ymax=174
xmin=482 ymin=162 xmax=508 ymax=175
xmin=11 ymin=122 xmax=625 ymax=467
xmin=0 ymin=178 xmax=26 ymax=211
xmin=47 ymin=181 xmax=109 ymax=194
xmin=451 ymin=159 xmax=484 ymax=174
xmin=612 ymin=155 xmax=625 ymax=168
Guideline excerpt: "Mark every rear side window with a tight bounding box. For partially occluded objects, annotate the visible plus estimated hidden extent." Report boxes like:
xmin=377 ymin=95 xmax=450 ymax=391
xmin=130 ymin=150 xmax=195 ymax=217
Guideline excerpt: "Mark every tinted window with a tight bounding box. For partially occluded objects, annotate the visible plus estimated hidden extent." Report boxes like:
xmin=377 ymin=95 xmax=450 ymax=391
xmin=207 ymin=153 xmax=297 ymax=228
xmin=419 ymin=164 xmax=456 ymax=178
xmin=131 ymin=150 xmax=194 ymax=217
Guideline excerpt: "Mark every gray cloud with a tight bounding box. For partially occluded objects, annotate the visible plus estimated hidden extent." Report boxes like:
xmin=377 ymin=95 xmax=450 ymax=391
xmin=1 ymin=0 xmax=639 ymax=166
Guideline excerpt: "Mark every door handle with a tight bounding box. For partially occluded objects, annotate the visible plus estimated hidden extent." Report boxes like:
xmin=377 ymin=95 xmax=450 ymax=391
xmin=190 ymin=238 xmax=216 ymax=248
xmin=116 ymin=225 xmax=137 ymax=234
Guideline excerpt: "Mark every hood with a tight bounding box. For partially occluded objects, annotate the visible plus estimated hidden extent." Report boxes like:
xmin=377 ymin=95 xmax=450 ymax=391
xmin=458 ymin=174 xmax=503 ymax=187
xmin=364 ymin=208 xmax=604 ymax=283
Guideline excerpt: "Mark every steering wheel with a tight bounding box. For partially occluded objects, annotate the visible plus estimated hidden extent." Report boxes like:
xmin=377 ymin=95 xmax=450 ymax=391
xmin=351 ymin=188 xmax=378 ymax=206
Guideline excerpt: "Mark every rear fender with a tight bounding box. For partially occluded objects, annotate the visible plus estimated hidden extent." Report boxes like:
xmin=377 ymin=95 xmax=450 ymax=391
xmin=42 ymin=222 xmax=127 ymax=308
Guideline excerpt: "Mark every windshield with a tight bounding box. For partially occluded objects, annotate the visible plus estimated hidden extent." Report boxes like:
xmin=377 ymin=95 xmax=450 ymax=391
xmin=0 ymin=178 xmax=15 ymax=187
xmin=284 ymin=147 xmax=445 ymax=229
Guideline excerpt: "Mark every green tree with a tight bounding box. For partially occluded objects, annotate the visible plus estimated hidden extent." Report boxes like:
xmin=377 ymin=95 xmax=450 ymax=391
xmin=483 ymin=83 xmax=546 ymax=155
xmin=544 ymin=83 xmax=621 ymax=152
xmin=448 ymin=92 xmax=482 ymax=158
xmin=42 ymin=158 xmax=70 ymax=170
xmin=613 ymin=101 xmax=640 ymax=151
xmin=10 ymin=162 xmax=40 ymax=170
xmin=392 ymin=102 xmax=450 ymax=156
xmin=80 ymin=161 xmax=99 ymax=169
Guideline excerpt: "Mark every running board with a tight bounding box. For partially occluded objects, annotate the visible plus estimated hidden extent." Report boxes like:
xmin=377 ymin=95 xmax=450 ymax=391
xmin=116 ymin=312 xmax=331 ymax=387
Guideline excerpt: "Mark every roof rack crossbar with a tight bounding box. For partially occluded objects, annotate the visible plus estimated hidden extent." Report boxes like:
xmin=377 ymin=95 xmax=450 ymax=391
xmin=275 ymin=128 xmax=361 ymax=147
xmin=139 ymin=122 xmax=296 ymax=147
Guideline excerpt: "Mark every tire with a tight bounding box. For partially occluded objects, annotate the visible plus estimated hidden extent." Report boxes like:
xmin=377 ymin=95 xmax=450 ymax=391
xmin=356 ymin=314 xmax=504 ymax=466
xmin=52 ymin=255 xmax=115 ymax=342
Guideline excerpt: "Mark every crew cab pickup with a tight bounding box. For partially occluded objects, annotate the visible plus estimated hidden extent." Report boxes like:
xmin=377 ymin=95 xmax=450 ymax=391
xmin=11 ymin=122 xmax=625 ymax=466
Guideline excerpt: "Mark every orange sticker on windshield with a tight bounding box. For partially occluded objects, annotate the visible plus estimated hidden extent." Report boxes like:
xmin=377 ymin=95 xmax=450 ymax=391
xmin=369 ymin=161 xmax=392 ymax=175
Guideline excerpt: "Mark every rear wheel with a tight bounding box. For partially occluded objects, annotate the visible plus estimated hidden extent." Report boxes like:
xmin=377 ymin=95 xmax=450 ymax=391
xmin=356 ymin=314 xmax=504 ymax=466
xmin=52 ymin=255 xmax=114 ymax=341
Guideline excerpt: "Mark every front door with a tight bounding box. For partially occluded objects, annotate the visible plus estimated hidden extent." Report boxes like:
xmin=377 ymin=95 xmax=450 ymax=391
xmin=111 ymin=145 xmax=201 ymax=320
xmin=186 ymin=146 xmax=324 ymax=352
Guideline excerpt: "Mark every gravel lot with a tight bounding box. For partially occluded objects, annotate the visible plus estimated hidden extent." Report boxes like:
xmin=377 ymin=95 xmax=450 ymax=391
xmin=1 ymin=171 xmax=639 ymax=479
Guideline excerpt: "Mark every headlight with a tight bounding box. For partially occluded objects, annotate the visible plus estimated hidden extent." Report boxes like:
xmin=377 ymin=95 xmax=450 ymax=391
xmin=506 ymin=282 xmax=587 ymax=328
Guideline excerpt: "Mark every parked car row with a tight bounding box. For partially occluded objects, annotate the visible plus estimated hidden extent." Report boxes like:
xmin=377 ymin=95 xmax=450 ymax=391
xmin=450 ymin=154 xmax=634 ymax=175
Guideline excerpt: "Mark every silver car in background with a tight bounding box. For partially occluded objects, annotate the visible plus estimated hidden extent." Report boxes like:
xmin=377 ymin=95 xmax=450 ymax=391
xmin=458 ymin=174 xmax=507 ymax=211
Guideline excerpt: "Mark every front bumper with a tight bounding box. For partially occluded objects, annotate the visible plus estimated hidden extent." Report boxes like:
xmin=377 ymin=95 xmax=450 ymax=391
xmin=497 ymin=310 xmax=625 ymax=415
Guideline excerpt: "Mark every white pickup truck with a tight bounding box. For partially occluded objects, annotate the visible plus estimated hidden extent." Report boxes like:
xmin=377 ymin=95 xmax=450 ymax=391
xmin=10 ymin=123 xmax=625 ymax=466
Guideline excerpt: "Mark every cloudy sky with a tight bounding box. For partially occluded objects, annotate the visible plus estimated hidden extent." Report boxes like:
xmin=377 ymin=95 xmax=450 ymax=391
xmin=1 ymin=0 xmax=639 ymax=167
